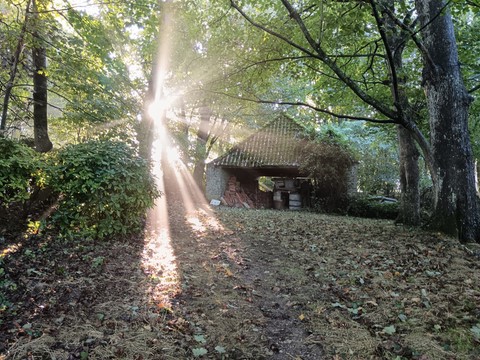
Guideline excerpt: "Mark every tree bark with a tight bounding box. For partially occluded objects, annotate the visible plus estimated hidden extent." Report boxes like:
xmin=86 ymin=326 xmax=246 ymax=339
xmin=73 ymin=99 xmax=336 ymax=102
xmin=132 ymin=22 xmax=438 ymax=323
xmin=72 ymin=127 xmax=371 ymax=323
xmin=397 ymin=125 xmax=420 ymax=225
xmin=377 ymin=0 xmax=420 ymax=225
xmin=192 ymin=106 xmax=212 ymax=189
xmin=32 ymin=44 xmax=52 ymax=152
xmin=415 ymin=0 xmax=479 ymax=242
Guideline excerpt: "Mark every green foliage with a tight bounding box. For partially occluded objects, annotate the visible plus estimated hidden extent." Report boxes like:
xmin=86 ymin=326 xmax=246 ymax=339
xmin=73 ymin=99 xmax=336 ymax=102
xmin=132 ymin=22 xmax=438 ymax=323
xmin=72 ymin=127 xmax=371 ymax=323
xmin=444 ymin=327 xmax=477 ymax=354
xmin=330 ymin=122 xmax=400 ymax=196
xmin=0 ymin=139 xmax=45 ymax=205
xmin=297 ymin=127 xmax=356 ymax=212
xmin=358 ymin=142 xmax=399 ymax=196
xmin=347 ymin=195 xmax=399 ymax=220
xmin=0 ymin=258 xmax=15 ymax=315
xmin=1 ymin=0 xmax=146 ymax=142
xmin=49 ymin=140 xmax=159 ymax=239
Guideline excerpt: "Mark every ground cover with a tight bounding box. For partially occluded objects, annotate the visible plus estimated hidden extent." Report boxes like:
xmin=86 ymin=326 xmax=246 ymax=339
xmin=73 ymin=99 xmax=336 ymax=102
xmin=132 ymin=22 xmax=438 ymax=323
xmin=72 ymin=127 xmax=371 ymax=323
xmin=1 ymin=194 xmax=480 ymax=359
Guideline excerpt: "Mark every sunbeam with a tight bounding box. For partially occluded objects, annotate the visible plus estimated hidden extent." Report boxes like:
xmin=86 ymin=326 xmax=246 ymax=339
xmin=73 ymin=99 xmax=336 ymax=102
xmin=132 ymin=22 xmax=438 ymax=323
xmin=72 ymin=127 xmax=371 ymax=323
xmin=141 ymin=1 xmax=227 ymax=312
xmin=142 ymin=136 xmax=179 ymax=309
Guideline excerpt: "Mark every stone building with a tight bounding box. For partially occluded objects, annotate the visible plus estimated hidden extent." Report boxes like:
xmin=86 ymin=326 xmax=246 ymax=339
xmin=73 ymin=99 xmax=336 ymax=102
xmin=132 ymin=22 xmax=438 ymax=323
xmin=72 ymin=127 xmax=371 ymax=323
xmin=205 ymin=114 xmax=356 ymax=209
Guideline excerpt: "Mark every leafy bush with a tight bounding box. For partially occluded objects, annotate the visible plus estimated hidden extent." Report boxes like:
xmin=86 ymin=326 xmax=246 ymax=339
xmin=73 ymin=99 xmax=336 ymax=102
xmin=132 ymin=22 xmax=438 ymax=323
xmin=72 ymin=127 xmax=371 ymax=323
xmin=49 ymin=140 xmax=160 ymax=239
xmin=297 ymin=128 xmax=356 ymax=212
xmin=347 ymin=195 xmax=399 ymax=220
xmin=0 ymin=138 xmax=45 ymax=205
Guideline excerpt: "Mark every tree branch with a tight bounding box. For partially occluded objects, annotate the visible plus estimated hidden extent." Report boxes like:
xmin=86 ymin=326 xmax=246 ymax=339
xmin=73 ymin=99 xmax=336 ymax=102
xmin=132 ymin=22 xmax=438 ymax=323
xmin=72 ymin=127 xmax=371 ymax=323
xmin=370 ymin=0 xmax=402 ymax=114
xmin=468 ymin=83 xmax=480 ymax=94
xmin=381 ymin=5 xmax=436 ymax=72
xmin=207 ymin=90 xmax=398 ymax=124
xmin=230 ymin=0 xmax=398 ymax=120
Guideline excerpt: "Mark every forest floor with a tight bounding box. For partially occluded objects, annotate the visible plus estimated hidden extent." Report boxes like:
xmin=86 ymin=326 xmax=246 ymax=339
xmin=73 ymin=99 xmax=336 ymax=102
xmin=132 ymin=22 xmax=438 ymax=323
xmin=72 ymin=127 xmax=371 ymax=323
xmin=2 ymin=159 xmax=480 ymax=359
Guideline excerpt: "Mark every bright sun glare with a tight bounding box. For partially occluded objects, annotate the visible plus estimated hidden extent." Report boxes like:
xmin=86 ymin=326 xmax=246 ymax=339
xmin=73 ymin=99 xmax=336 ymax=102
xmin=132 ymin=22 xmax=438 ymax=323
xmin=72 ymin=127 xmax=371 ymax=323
xmin=142 ymin=91 xmax=222 ymax=312
xmin=138 ymin=1 xmax=227 ymax=311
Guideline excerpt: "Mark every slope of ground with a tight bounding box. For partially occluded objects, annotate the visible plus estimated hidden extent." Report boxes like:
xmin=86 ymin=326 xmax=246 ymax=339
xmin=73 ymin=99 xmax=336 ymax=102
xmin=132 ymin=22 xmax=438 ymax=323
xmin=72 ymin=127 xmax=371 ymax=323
xmin=1 ymin=182 xmax=480 ymax=359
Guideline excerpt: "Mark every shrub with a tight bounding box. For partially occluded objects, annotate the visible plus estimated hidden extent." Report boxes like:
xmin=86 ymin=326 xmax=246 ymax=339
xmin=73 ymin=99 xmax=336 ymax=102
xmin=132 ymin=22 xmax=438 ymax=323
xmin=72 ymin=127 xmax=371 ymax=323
xmin=0 ymin=138 xmax=45 ymax=205
xmin=49 ymin=140 xmax=160 ymax=239
xmin=297 ymin=129 xmax=356 ymax=213
xmin=347 ymin=195 xmax=399 ymax=220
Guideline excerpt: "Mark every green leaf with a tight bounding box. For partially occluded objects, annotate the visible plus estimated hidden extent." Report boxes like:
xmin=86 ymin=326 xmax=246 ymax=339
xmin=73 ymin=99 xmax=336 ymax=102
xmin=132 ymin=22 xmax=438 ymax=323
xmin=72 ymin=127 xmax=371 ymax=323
xmin=331 ymin=302 xmax=346 ymax=309
xmin=471 ymin=324 xmax=480 ymax=339
xmin=192 ymin=347 xmax=208 ymax=357
xmin=215 ymin=345 xmax=226 ymax=353
xmin=194 ymin=334 xmax=206 ymax=344
xmin=383 ymin=325 xmax=396 ymax=335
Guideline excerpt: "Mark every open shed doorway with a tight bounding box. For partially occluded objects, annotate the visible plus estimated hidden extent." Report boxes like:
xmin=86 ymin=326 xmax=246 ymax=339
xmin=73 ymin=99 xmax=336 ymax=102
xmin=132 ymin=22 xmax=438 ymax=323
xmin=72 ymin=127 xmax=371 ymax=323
xmin=261 ymin=177 xmax=312 ymax=210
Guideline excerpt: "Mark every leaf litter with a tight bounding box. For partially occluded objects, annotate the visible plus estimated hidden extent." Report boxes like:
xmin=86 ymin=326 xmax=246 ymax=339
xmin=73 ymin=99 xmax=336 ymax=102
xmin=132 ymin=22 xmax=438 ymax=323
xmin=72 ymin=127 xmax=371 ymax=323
xmin=1 ymin=193 xmax=480 ymax=359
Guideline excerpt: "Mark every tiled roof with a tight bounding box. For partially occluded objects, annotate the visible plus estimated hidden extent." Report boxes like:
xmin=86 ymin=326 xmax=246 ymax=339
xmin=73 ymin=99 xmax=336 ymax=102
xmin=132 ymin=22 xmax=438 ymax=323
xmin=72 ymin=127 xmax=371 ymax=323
xmin=212 ymin=114 xmax=306 ymax=168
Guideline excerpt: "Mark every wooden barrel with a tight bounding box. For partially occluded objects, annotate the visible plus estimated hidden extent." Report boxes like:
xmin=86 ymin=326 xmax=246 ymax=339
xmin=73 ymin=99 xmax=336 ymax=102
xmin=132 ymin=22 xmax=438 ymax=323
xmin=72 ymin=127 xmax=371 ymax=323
xmin=289 ymin=193 xmax=301 ymax=210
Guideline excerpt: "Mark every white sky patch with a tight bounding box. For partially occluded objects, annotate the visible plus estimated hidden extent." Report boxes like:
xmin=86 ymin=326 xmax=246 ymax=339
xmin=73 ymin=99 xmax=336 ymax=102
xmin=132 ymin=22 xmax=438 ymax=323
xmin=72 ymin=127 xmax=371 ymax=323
xmin=64 ymin=0 xmax=100 ymax=16
xmin=194 ymin=41 xmax=205 ymax=54
xmin=126 ymin=25 xmax=142 ymax=40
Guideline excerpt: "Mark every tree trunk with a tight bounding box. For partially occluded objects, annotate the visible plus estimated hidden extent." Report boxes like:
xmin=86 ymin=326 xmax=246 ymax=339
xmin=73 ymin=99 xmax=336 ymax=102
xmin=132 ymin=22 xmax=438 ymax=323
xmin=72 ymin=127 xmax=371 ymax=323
xmin=397 ymin=125 xmax=420 ymax=225
xmin=31 ymin=0 xmax=52 ymax=152
xmin=139 ymin=85 xmax=156 ymax=161
xmin=32 ymin=45 xmax=52 ymax=152
xmin=192 ymin=106 xmax=212 ymax=189
xmin=379 ymin=0 xmax=420 ymax=225
xmin=416 ymin=0 xmax=480 ymax=242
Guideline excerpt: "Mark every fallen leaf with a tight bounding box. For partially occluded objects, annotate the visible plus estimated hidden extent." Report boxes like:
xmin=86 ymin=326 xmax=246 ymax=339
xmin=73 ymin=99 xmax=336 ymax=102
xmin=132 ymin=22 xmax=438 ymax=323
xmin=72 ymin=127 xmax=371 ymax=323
xmin=382 ymin=325 xmax=396 ymax=335
xmin=194 ymin=334 xmax=206 ymax=344
xmin=192 ymin=347 xmax=208 ymax=357
xmin=215 ymin=345 xmax=226 ymax=353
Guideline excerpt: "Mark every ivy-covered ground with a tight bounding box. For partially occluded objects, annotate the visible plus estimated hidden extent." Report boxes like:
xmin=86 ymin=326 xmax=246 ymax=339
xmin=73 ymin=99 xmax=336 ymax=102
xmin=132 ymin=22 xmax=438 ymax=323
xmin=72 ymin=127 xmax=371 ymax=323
xmin=2 ymin=178 xmax=480 ymax=359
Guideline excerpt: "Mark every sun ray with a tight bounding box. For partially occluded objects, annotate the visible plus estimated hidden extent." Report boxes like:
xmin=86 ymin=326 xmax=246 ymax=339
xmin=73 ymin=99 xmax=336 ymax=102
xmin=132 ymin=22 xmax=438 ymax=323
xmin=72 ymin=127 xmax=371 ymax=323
xmin=141 ymin=1 xmax=226 ymax=311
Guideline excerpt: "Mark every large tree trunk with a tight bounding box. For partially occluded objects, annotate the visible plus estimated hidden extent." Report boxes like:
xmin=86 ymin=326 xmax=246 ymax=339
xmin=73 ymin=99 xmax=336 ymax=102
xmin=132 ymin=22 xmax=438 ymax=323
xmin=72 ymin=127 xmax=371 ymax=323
xmin=31 ymin=0 xmax=52 ymax=152
xmin=416 ymin=0 xmax=480 ymax=242
xmin=32 ymin=45 xmax=52 ymax=152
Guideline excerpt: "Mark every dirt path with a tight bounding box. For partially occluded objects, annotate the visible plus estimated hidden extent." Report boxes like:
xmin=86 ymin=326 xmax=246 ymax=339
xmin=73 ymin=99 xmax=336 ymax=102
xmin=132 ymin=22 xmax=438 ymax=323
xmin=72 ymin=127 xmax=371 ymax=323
xmin=155 ymin=158 xmax=325 ymax=359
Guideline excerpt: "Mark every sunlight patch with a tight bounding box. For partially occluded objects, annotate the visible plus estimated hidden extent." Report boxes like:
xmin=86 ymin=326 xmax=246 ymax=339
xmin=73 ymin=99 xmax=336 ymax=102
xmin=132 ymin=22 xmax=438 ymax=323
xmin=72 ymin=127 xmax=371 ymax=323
xmin=1 ymin=242 xmax=23 ymax=259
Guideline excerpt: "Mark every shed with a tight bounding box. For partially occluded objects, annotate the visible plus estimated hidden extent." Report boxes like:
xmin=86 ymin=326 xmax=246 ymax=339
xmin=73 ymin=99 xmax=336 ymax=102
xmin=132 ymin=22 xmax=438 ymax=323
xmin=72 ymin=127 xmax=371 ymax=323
xmin=206 ymin=114 xmax=356 ymax=209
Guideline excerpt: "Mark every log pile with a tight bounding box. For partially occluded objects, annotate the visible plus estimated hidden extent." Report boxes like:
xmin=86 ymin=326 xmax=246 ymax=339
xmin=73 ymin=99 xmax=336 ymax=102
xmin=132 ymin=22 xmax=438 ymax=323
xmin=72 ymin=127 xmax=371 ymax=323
xmin=247 ymin=189 xmax=273 ymax=209
xmin=221 ymin=176 xmax=255 ymax=209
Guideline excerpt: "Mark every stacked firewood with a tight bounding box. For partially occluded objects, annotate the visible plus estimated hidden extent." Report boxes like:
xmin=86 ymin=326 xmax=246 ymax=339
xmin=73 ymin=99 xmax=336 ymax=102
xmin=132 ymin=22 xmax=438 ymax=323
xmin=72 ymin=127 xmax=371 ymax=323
xmin=221 ymin=176 xmax=255 ymax=208
xmin=249 ymin=190 xmax=273 ymax=209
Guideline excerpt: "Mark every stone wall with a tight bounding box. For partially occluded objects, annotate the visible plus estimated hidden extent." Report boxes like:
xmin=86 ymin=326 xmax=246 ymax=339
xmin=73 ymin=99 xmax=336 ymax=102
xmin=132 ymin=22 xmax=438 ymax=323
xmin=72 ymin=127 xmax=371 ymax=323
xmin=205 ymin=163 xmax=230 ymax=200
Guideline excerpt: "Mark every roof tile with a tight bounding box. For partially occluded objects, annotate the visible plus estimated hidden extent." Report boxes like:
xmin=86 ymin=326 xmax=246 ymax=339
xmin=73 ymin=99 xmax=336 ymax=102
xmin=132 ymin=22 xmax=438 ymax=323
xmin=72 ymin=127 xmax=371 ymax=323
xmin=212 ymin=114 xmax=306 ymax=168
